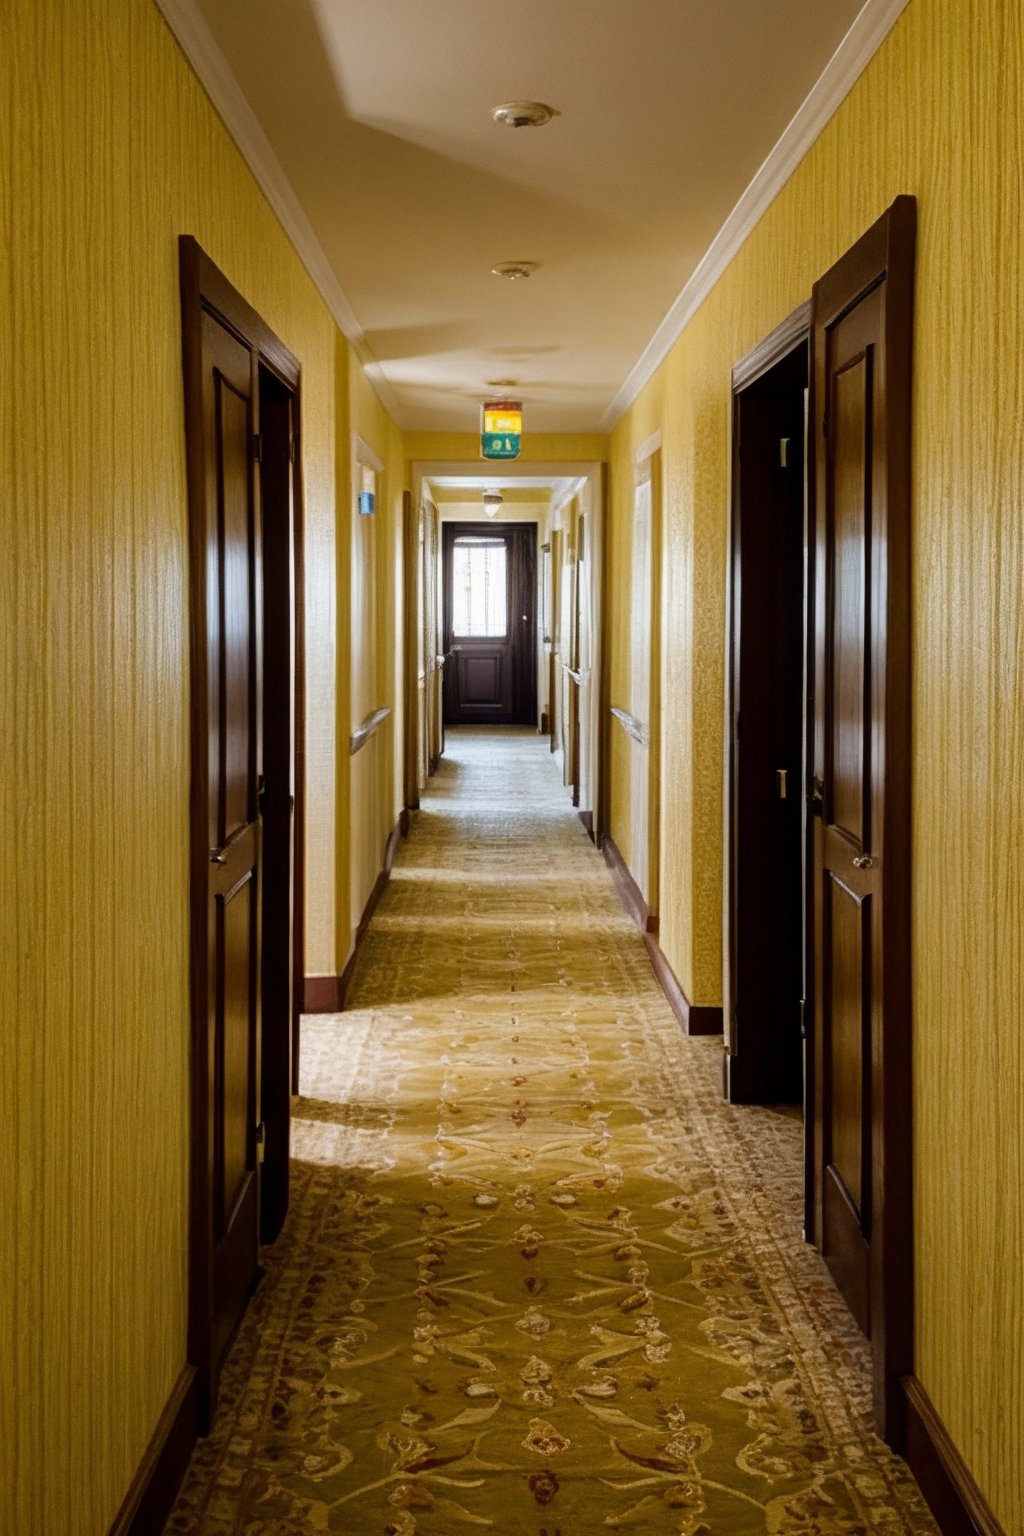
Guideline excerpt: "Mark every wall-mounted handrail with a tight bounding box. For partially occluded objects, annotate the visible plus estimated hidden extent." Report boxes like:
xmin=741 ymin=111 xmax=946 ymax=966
xmin=350 ymin=706 xmax=391 ymax=756
xmin=610 ymin=705 xmax=648 ymax=748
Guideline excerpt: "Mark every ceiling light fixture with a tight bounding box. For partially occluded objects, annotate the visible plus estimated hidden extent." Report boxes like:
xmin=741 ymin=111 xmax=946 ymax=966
xmin=491 ymin=101 xmax=555 ymax=129
xmin=491 ymin=262 xmax=538 ymax=281
xmin=483 ymin=489 xmax=503 ymax=518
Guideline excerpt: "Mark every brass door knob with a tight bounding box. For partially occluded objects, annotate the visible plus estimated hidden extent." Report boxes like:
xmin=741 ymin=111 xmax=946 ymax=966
xmin=852 ymin=854 xmax=873 ymax=869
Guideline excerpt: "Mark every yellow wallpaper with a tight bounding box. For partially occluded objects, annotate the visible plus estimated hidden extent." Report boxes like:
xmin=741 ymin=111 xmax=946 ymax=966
xmin=607 ymin=0 xmax=1023 ymax=1523
xmin=0 ymin=1 xmax=397 ymax=1530
xmin=345 ymin=363 xmax=407 ymax=949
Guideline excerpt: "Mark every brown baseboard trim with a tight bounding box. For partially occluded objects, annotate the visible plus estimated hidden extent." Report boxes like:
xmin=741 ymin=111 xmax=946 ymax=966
xmin=601 ymin=834 xmax=654 ymax=933
xmin=578 ymin=809 xmax=594 ymax=841
xmin=400 ymin=806 xmax=411 ymax=835
xmin=304 ymin=816 xmax=404 ymax=1015
xmin=108 ymin=1365 xmax=198 ymax=1536
xmin=541 ymin=710 xmax=550 ymax=734
xmin=903 ymin=1377 xmax=1005 ymax=1536
xmin=303 ymin=974 xmax=345 ymax=1013
xmin=645 ymin=929 xmax=723 ymax=1037
xmin=384 ymin=818 xmax=402 ymax=873
xmin=601 ymin=835 xmax=723 ymax=1038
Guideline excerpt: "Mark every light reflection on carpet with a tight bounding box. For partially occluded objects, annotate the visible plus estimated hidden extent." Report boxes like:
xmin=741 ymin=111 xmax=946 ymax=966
xmin=168 ymin=728 xmax=936 ymax=1536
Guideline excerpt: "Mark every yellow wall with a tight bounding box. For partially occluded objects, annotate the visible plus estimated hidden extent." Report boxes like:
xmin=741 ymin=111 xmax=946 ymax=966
xmin=0 ymin=1 xmax=403 ymax=1530
xmin=607 ymin=0 xmax=1023 ymax=1523
xmin=346 ymin=361 xmax=406 ymax=952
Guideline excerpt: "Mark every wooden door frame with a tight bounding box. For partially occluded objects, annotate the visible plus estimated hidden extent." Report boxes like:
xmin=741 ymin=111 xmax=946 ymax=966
xmin=810 ymin=197 xmax=916 ymax=1446
xmin=179 ymin=237 xmax=305 ymax=1423
xmin=725 ymin=302 xmax=812 ymax=1116
xmin=402 ymin=489 xmax=420 ymax=815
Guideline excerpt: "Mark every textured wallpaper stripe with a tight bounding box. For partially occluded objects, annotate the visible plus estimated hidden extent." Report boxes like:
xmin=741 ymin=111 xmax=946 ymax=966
xmin=607 ymin=0 xmax=1023 ymax=1525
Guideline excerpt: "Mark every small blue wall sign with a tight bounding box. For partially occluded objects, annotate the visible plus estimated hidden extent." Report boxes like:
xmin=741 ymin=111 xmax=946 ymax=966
xmin=358 ymin=490 xmax=375 ymax=516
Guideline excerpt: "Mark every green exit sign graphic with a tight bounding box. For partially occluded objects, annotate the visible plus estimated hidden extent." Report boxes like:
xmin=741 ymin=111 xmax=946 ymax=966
xmin=481 ymin=432 xmax=521 ymax=460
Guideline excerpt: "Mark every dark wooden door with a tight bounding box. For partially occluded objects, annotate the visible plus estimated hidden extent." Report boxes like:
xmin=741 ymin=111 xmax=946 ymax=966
xmin=442 ymin=522 xmax=536 ymax=724
xmin=181 ymin=238 xmax=303 ymax=1425
xmin=810 ymin=197 xmax=915 ymax=1443
xmin=727 ymin=324 xmax=809 ymax=1107
xmin=200 ymin=310 xmax=263 ymax=1386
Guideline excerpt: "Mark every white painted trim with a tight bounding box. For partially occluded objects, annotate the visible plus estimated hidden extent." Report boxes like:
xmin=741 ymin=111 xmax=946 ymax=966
xmin=550 ymin=474 xmax=590 ymax=521
xmin=599 ymin=0 xmax=911 ymax=431
xmin=635 ymin=431 xmax=662 ymax=468
xmin=352 ymin=434 xmax=385 ymax=474
xmin=153 ymin=0 xmax=406 ymax=426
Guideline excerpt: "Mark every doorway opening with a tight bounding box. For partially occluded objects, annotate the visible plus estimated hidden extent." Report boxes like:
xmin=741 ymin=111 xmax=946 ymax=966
xmin=726 ymin=308 xmax=810 ymax=1110
xmin=442 ymin=521 xmax=537 ymax=726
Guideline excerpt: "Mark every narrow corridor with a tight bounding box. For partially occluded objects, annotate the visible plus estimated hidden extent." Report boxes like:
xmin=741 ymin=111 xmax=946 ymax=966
xmin=168 ymin=730 xmax=937 ymax=1535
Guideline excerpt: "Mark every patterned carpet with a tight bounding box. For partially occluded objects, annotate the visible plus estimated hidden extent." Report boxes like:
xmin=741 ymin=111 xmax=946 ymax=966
xmin=167 ymin=728 xmax=937 ymax=1535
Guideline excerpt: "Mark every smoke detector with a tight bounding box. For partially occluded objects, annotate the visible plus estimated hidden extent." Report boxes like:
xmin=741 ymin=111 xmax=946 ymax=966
xmin=491 ymin=262 xmax=538 ymax=281
xmin=491 ymin=101 xmax=555 ymax=129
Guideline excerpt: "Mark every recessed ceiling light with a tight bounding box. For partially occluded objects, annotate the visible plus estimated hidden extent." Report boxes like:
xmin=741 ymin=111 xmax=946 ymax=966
xmin=491 ymin=262 xmax=538 ymax=281
xmin=491 ymin=101 xmax=555 ymax=129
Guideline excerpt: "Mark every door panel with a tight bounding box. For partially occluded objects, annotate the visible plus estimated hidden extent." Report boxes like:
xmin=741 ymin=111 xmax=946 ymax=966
xmin=824 ymin=874 xmax=870 ymax=1227
xmin=830 ymin=346 xmax=873 ymax=849
xmin=201 ymin=312 xmax=262 ymax=1381
xmin=810 ymin=197 xmax=915 ymax=1444
xmin=463 ymin=654 xmax=503 ymax=706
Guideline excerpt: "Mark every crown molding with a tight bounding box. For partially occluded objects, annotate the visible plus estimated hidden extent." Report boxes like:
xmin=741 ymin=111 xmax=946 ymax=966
xmin=599 ymin=0 xmax=911 ymax=431
xmin=153 ymin=0 xmax=407 ymax=427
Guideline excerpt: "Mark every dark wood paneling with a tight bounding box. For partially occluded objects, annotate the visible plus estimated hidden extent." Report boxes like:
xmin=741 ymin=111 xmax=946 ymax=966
xmin=106 ymin=1367 xmax=199 ymax=1536
xmin=903 ymin=1377 xmax=1007 ymax=1536
xmin=602 ymin=836 xmax=723 ymax=1037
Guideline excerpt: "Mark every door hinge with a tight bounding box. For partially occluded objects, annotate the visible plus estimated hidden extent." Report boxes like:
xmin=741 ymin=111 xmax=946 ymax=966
xmin=779 ymin=436 xmax=790 ymax=469
xmin=255 ymin=1121 xmax=267 ymax=1163
xmin=252 ymin=432 xmax=262 ymax=462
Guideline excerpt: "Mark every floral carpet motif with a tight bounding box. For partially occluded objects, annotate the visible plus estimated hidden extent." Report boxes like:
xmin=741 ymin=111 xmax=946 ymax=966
xmin=168 ymin=728 xmax=937 ymax=1535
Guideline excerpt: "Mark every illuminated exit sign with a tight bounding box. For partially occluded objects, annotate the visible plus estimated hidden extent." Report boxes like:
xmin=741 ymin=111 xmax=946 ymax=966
xmin=481 ymin=399 xmax=522 ymax=460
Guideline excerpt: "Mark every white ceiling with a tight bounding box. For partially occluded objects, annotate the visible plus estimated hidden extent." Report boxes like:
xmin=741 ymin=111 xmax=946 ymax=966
xmin=173 ymin=0 xmax=890 ymax=433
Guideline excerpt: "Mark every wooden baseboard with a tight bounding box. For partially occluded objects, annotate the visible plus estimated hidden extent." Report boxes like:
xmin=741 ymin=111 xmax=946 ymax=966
xmin=903 ymin=1377 xmax=1005 ymax=1536
xmin=108 ymin=1366 xmax=198 ymax=1536
xmin=400 ymin=806 xmax=411 ymax=835
xmin=303 ymin=816 xmax=404 ymax=1015
xmin=601 ymin=834 xmax=655 ymax=933
xmin=601 ymin=835 xmax=723 ymax=1038
xmin=578 ymin=809 xmax=595 ymax=842
xmin=303 ymin=973 xmax=345 ymax=1012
